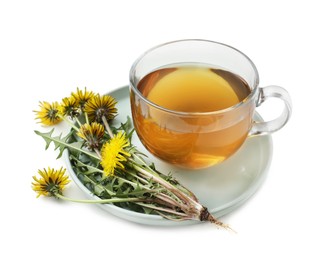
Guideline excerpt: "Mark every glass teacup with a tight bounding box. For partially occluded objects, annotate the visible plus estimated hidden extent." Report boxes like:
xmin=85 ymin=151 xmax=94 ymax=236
xmin=130 ymin=40 xmax=292 ymax=169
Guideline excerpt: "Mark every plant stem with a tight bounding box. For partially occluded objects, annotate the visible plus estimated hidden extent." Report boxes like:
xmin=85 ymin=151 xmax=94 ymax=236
xmin=131 ymin=160 xmax=201 ymax=211
xmin=135 ymin=202 xmax=188 ymax=217
xmin=58 ymin=114 xmax=79 ymax=131
xmin=155 ymin=193 xmax=187 ymax=211
xmin=102 ymin=116 xmax=114 ymax=138
xmin=55 ymin=193 xmax=141 ymax=204
xmin=94 ymin=148 xmax=102 ymax=159
xmin=75 ymin=117 xmax=82 ymax=127
xmin=84 ymin=112 xmax=89 ymax=125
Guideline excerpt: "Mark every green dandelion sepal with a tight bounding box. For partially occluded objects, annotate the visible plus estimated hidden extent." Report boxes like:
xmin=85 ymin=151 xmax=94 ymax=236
xmin=84 ymin=94 xmax=117 ymax=123
xmin=34 ymin=101 xmax=62 ymax=126
xmin=32 ymin=167 xmax=70 ymax=198
xmin=71 ymin=87 xmax=95 ymax=110
xmin=77 ymin=122 xmax=105 ymax=151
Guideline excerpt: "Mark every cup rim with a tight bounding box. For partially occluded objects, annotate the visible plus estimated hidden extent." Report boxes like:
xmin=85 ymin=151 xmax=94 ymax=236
xmin=129 ymin=39 xmax=260 ymax=116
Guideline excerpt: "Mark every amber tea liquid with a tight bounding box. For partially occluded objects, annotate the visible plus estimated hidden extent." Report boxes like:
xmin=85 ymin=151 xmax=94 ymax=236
xmin=132 ymin=65 xmax=253 ymax=169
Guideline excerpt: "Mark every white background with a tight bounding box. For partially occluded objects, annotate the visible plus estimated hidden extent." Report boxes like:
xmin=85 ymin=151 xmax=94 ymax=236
xmin=1 ymin=0 xmax=320 ymax=259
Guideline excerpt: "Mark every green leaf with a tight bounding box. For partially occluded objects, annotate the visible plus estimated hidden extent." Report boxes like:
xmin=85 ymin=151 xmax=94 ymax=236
xmin=119 ymin=116 xmax=133 ymax=133
xmin=70 ymin=154 xmax=102 ymax=175
xmin=34 ymin=129 xmax=100 ymax=160
xmin=142 ymin=207 xmax=154 ymax=214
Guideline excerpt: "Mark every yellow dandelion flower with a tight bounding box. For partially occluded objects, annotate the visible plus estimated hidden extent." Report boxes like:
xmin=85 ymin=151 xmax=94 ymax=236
xmin=71 ymin=87 xmax=95 ymax=109
xmin=32 ymin=167 xmax=70 ymax=198
xmin=100 ymin=132 xmax=131 ymax=177
xmin=34 ymin=101 xmax=62 ymax=126
xmin=77 ymin=122 xmax=105 ymax=150
xmin=84 ymin=94 xmax=117 ymax=123
xmin=60 ymin=96 xmax=80 ymax=118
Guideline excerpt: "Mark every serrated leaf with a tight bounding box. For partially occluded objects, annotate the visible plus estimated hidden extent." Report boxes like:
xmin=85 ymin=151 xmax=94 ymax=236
xmin=118 ymin=116 xmax=133 ymax=133
xmin=70 ymin=155 xmax=102 ymax=175
xmin=142 ymin=207 xmax=154 ymax=214
xmin=35 ymin=129 xmax=100 ymax=160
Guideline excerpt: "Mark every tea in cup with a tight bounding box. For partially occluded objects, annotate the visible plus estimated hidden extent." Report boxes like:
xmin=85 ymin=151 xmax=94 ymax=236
xmin=129 ymin=40 xmax=292 ymax=169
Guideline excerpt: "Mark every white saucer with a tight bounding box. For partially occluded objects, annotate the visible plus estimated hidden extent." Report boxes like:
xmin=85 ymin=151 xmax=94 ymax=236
xmin=64 ymin=86 xmax=273 ymax=226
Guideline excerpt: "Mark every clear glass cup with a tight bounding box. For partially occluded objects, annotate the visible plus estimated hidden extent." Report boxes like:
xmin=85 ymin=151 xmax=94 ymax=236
xmin=129 ymin=39 xmax=292 ymax=169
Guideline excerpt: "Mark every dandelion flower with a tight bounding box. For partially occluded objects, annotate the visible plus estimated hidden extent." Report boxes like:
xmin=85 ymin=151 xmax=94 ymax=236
xmin=77 ymin=122 xmax=105 ymax=150
xmin=71 ymin=87 xmax=95 ymax=110
xmin=32 ymin=167 xmax=70 ymax=198
xmin=84 ymin=94 xmax=117 ymax=123
xmin=34 ymin=101 xmax=62 ymax=126
xmin=60 ymin=96 xmax=80 ymax=118
xmin=100 ymin=132 xmax=131 ymax=177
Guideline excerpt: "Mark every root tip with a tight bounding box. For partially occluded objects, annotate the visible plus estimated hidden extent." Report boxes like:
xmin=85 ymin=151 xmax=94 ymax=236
xmin=201 ymin=207 xmax=236 ymax=233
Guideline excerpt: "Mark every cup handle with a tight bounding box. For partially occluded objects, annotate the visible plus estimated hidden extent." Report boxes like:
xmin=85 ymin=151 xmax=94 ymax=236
xmin=249 ymin=85 xmax=292 ymax=136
